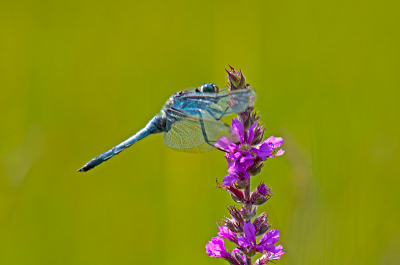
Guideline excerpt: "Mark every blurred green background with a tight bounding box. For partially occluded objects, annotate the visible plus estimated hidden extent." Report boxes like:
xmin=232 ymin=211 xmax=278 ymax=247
xmin=1 ymin=0 xmax=399 ymax=264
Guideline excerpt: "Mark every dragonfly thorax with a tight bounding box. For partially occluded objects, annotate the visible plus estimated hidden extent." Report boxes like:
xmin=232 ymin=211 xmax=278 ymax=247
xmin=160 ymin=90 xmax=190 ymax=116
xmin=164 ymin=91 xmax=187 ymax=107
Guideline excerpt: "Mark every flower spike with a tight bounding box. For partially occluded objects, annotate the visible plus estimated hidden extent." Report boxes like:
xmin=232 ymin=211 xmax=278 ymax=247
xmin=206 ymin=67 xmax=285 ymax=264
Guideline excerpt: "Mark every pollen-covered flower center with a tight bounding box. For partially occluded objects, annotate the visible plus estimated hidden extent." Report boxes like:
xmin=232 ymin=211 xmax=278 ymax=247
xmin=239 ymin=144 xmax=251 ymax=152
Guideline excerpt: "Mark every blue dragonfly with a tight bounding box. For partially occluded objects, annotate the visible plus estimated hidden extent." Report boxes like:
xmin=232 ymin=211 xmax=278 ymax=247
xmin=77 ymin=83 xmax=256 ymax=172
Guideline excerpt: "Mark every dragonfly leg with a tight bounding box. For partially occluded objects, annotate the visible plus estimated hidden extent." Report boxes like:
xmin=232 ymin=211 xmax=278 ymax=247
xmin=198 ymin=111 xmax=219 ymax=149
xmin=206 ymin=107 xmax=230 ymax=121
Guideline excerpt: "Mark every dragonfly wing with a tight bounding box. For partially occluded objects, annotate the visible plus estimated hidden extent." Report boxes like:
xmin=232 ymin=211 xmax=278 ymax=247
xmin=213 ymin=87 xmax=257 ymax=114
xmin=164 ymin=107 xmax=230 ymax=153
xmin=176 ymin=87 xmax=257 ymax=118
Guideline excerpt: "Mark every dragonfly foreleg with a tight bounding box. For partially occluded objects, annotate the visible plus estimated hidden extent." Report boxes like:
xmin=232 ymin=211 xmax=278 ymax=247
xmin=198 ymin=111 xmax=218 ymax=149
xmin=205 ymin=106 xmax=230 ymax=121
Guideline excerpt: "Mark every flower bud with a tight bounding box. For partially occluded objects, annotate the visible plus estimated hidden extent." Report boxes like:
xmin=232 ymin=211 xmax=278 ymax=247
xmin=233 ymin=249 xmax=246 ymax=265
xmin=253 ymin=212 xmax=272 ymax=236
xmin=251 ymin=123 xmax=265 ymax=146
xmin=257 ymin=221 xmax=272 ymax=236
xmin=224 ymin=253 xmax=242 ymax=265
xmin=235 ymin=178 xmax=249 ymax=189
xmin=250 ymin=183 xmax=273 ymax=205
xmin=223 ymin=217 xmax=242 ymax=233
xmin=247 ymin=156 xmax=264 ymax=176
xmin=226 ymin=65 xmax=246 ymax=91
xmin=254 ymin=213 xmax=272 ymax=237
xmin=225 ymin=186 xmax=245 ymax=203
xmin=248 ymin=111 xmax=261 ymax=127
xmin=253 ymin=213 xmax=268 ymax=229
xmin=215 ymin=180 xmax=244 ymax=203
xmin=241 ymin=204 xmax=257 ymax=220
xmin=228 ymin=206 xmax=245 ymax=227
xmin=237 ymin=109 xmax=250 ymax=130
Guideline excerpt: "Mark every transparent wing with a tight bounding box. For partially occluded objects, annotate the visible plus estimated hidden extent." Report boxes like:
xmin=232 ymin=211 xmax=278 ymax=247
xmin=213 ymin=87 xmax=257 ymax=114
xmin=176 ymin=87 xmax=257 ymax=118
xmin=164 ymin=107 xmax=230 ymax=153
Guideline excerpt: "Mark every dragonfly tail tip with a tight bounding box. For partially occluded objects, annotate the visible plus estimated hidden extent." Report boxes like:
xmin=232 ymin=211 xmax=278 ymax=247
xmin=77 ymin=166 xmax=88 ymax=172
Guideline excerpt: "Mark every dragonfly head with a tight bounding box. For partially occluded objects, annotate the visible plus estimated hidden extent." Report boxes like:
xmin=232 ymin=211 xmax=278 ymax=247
xmin=200 ymin=83 xmax=219 ymax=93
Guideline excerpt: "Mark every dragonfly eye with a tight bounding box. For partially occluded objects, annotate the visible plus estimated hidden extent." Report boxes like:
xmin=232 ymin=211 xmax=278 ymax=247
xmin=200 ymin=83 xmax=219 ymax=93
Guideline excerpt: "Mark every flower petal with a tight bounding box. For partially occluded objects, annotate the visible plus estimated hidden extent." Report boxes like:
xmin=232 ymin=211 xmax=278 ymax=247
xmin=253 ymin=143 xmax=273 ymax=160
xmin=265 ymin=136 xmax=283 ymax=148
xmin=259 ymin=229 xmax=280 ymax=246
xmin=231 ymin=118 xmax=245 ymax=143
xmin=262 ymin=244 xmax=277 ymax=253
xmin=241 ymin=170 xmax=251 ymax=179
xmin=247 ymin=121 xmax=258 ymax=143
xmin=228 ymin=159 xmax=252 ymax=179
xmin=270 ymin=244 xmax=285 ymax=260
xmin=206 ymin=237 xmax=228 ymax=258
xmin=243 ymin=222 xmax=257 ymax=245
xmin=217 ymin=224 xmax=236 ymax=240
xmin=239 ymin=152 xmax=254 ymax=165
xmin=273 ymin=148 xmax=285 ymax=157
xmin=255 ymin=245 xmax=265 ymax=253
xmin=223 ymin=174 xmax=238 ymax=186
xmin=238 ymin=237 xmax=253 ymax=248
xmin=215 ymin=137 xmax=233 ymax=151
xmin=227 ymin=161 xmax=238 ymax=174
xmin=231 ymin=151 xmax=242 ymax=161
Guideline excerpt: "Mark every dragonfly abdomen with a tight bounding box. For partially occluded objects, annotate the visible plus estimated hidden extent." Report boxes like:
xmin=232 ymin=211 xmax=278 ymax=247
xmin=77 ymin=116 xmax=166 ymax=172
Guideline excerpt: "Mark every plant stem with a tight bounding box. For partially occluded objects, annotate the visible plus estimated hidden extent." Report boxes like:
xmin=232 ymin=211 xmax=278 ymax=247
xmin=244 ymin=180 xmax=250 ymax=200
xmin=246 ymin=256 xmax=252 ymax=265
xmin=244 ymin=179 xmax=253 ymax=265
xmin=244 ymin=179 xmax=251 ymax=222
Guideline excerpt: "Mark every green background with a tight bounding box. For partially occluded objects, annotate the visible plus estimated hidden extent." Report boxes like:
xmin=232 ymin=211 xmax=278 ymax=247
xmin=1 ymin=0 xmax=399 ymax=264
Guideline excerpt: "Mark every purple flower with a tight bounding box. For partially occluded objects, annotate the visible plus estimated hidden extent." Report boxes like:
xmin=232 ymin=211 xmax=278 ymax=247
xmin=238 ymin=222 xmax=264 ymax=252
xmin=258 ymin=229 xmax=281 ymax=252
xmin=216 ymin=118 xmax=285 ymax=186
xmin=253 ymin=136 xmax=284 ymax=160
xmin=215 ymin=119 xmax=257 ymax=163
xmin=217 ymin=223 xmax=238 ymax=244
xmin=223 ymin=160 xmax=251 ymax=186
xmin=216 ymin=119 xmax=284 ymax=161
xmin=206 ymin=237 xmax=230 ymax=258
xmin=238 ymin=223 xmax=283 ymax=255
xmin=267 ymin=244 xmax=285 ymax=260
xmin=238 ymin=222 xmax=257 ymax=248
xmin=255 ymin=245 xmax=285 ymax=265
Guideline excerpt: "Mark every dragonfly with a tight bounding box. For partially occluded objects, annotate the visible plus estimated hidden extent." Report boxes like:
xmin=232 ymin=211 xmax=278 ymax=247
xmin=77 ymin=83 xmax=256 ymax=172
